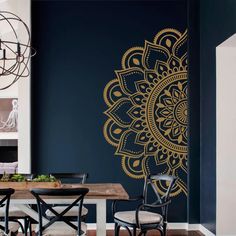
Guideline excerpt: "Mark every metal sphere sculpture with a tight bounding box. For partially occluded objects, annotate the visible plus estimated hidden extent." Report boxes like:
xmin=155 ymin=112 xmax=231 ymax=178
xmin=0 ymin=11 xmax=35 ymax=90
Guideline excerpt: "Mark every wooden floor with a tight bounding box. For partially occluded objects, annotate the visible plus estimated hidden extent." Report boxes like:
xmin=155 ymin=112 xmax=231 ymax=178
xmin=87 ymin=230 xmax=204 ymax=236
xmin=18 ymin=230 xmax=204 ymax=236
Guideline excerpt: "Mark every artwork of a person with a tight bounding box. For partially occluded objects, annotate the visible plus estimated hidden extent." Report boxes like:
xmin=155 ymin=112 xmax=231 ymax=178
xmin=0 ymin=99 xmax=18 ymax=131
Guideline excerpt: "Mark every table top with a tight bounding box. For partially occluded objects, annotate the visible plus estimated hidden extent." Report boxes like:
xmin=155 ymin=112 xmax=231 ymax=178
xmin=11 ymin=183 xmax=129 ymax=200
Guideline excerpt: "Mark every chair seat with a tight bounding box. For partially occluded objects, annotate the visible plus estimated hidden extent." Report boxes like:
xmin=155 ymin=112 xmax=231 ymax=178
xmin=114 ymin=211 xmax=162 ymax=225
xmin=0 ymin=221 xmax=20 ymax=233
xmin=0 ymin=206 xmax=28 ymax=217
xmin=36 ymin=222 xmax=87 ymax=236
xmin=45 ymin=206 xmax=88 ymax=217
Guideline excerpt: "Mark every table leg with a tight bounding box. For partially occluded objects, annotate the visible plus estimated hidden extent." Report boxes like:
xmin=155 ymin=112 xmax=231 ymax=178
xmin=13 ymin=204 xmax=49 ymax=224
xmin=96 ymin=199 xmax=106 ymax=236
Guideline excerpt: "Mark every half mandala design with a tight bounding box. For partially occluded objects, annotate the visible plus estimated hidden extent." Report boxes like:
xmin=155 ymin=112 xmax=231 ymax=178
xmin=103 ymin=29 xmax=188 ymax=196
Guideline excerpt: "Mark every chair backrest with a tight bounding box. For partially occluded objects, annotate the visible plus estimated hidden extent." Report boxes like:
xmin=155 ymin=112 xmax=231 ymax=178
xmin=143 ymin=174 xmax=177 ymax=220
xmin=50 ymin=173 xmax=88 ymax=184
xmin=31 ymin=188 xmax=89 ymax=236
xmin=0 ymin=188 xmax=15 ymax=234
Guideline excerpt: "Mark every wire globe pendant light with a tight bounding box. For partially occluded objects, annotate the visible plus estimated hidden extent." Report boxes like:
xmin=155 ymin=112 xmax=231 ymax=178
xmin=0 ymin=11 xmax=35 ymax=90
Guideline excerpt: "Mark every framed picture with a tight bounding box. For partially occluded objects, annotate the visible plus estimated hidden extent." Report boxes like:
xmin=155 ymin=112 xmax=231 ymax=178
xmin=0 ymin=98 xmax=18 ymax=132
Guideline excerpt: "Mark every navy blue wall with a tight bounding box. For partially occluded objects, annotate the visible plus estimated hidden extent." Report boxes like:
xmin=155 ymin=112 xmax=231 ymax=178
xmin=200 ymin=0 xmax=236 ymax=233
xmin=31 ymin=0 xmax=188 ymax=223
xmin=187 ymin=0 xmax=200 ymax=224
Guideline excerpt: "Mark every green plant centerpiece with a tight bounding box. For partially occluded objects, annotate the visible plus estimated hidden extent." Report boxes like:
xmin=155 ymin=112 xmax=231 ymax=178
xmin=0 ymin=172 xmax=11 ymax=182
xmin=10 ymin=174 xmax=27 ymax=182
xmin=1 ymin=173 xmax=26 ymax=182
xmin=1 ymin=173 xmax=27 ymax=182
xmin=32 ymin=175 xmax=56 ymax=182
xmin=0 ymin=173 xmax=61 ymax=189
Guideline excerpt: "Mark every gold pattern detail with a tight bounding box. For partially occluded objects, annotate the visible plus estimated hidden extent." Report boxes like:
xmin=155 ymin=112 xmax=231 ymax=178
xmin=103 ymin=29 xmax=188 ymax=197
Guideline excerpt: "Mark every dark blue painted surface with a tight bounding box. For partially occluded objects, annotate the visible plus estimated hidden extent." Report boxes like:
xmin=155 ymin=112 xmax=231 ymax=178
xmin=31 ymin=0 xmax=187 ymax=223
xmin=187 ymin=0 xmax=200 ymax=224
xmin=200 ymin=0 xmax=236 ymax=233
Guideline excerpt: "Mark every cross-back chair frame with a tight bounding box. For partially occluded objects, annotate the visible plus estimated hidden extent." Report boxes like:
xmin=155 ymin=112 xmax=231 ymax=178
xmin=0 ymin=188 xmax=15 ymax=235
xmin=112 ymin=174 xmax=177 ymax=236
xmin=47 ymin=173 xmax=88 ymax=222
xmin=31 ymin=188 xmax=89 ymax=236
xmin=1 ymin=174 xmax=36 ymax=236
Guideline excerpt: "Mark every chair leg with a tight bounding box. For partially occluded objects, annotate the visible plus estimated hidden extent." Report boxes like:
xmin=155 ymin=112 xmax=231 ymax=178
xmin=117 ymin=226 xmax=121 ymax=236
xmin=28 ymin=219 xmax=32 ymax=236
xmin=133 ymin=227 xmax=137 ymax=236
xmin=114 ymin=223 xmax=117 ymax=236
xmin=137 ymin=230 xmax=148 ymax=236
xmin=18 ymin=220 xmax=25 ymax=234
xmin=125 ymin=226 xmax=132 ymax=236
xmin=156 ymin=229 xmax=163 ymax=236
xmin=163 ymin=222 xmax=167 ymax=236
xmin=114 ymin=223 xmax=121 ymax=236
xmin=24 ymin=218 xmax=28 ymax=236
xmin=11 ymin=230 xmax=20 ymax=236
xmin=138 ymin=231 xmax=146 ymax=236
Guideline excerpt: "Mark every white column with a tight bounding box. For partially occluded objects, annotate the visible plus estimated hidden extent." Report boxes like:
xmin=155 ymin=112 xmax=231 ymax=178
xmin=0 ymin=0 xmax=31 ymax=171
xmin=216 ymin=33 xmax=236 ymax=235
xmin=15 ymin=0 xmax=31 ymax=173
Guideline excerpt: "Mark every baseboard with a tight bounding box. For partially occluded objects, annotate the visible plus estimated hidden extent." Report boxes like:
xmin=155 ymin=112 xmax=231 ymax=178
xmin=27 ymin=222 xmax=216 ymax=235
xmin=87 ymin=223 xmax=112 ymax=230
xmin=168 ymin=223 xmax=188 ymax=230
xmin=87 ymin=223 xmax=191 ymax=230
xmin=87 ymin=223 xmax=216 ymax=235
xmin=199 ymin=225 xmax=216 ymax=236
xmin=188 ymin=224 xmax=201 ymax=231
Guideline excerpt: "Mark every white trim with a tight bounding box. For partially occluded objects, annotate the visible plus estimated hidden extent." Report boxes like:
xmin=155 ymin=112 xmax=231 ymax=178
xmin=168 ymin=223 xmax=188 ymax=230
xmin=216 ymin=34 xmax=236 ymax=236
xmin=188 ymin=224 xmax=201 ymax=231
xmin=87 ymin=223 xmax=216 ymax=235
xmin=0 ymin=95 xmax=18 ymax=98
xmin=87 ymin=223 xmax=191 ymax=230
xmin=0 ymin=132 xmax=18 ymax=140
xmin=87 ymin=223 xmax=106 ymax=230
xmin=199 ymin=225 xmax=216 ymax=236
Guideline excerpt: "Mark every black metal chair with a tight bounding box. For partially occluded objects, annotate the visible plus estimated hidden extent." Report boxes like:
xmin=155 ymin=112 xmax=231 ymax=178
xmin=45 ymin=173 xmax=89 ymax=219
xmin=31 ymin=187 xmax=89 ymax=236
xmin=0 ymin=188 xmax=20 ymax=236
xmin=0 ymin=174 xmax=35 ymax=236
xmin=112 ymin=174 xmax=177 ymax=236
xmin=50 ymin=173 xmax=88 ymax=184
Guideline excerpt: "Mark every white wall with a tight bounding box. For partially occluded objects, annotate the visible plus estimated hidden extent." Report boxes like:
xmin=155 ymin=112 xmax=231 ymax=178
xmin=216 ymin=34 xmax=236 ymax=235
xmin=0 ymin=0 xmax=19 ymax=97
xmin=0 ymin=0 xmax=31 ymax=173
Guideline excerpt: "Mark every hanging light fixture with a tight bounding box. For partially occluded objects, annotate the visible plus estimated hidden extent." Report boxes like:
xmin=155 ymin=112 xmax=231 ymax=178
xmin=0 ymin=11 xmax=36 ymax=90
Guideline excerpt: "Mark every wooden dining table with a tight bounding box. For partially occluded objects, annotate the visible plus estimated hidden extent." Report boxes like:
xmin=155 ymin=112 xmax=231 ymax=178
xmin=10 ymin=183 xmax=129 ymax=236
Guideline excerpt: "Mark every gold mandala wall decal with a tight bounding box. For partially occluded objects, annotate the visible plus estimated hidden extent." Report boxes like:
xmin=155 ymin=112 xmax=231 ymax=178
xmin=103 ymin=28 xmax=188 ymax=196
